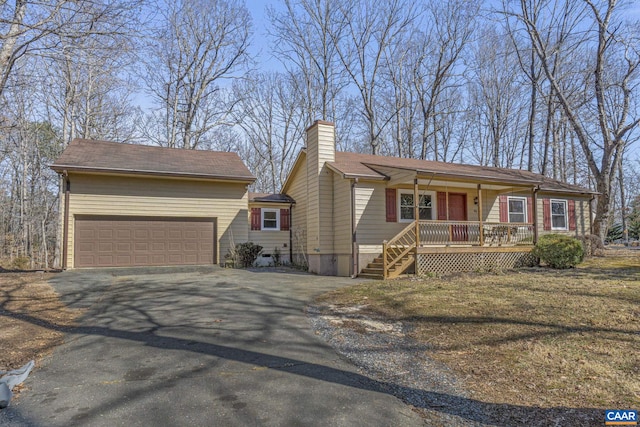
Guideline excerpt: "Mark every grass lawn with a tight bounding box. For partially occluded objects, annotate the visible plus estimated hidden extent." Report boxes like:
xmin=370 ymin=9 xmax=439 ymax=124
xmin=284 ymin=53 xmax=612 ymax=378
xmin=316 ymin=252 xmax=640 ymax=411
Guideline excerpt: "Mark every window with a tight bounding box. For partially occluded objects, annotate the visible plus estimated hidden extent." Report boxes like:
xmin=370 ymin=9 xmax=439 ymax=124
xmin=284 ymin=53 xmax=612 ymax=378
xmin=551 ymin=200 xmax=567 ymax=230
xmin=262 ymin=209 xmax=280 ymax=230
xmin=507 ymin=197 xmax=527 ymax=223
xmin=399 ymin=191 xmax=434 ymax=221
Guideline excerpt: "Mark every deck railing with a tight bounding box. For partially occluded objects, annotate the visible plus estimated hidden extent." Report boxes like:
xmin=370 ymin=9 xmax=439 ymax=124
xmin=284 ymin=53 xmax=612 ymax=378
xmin=418 ymin=221 xmax=535 ymax=246
xmin=382 ymin=221 xmax=416 ymax=279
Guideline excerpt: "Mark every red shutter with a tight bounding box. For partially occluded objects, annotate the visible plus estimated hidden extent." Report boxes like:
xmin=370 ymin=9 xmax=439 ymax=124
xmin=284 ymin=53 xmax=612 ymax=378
xmin=527 ymin=196 xmax=534 ymax=224
xmin=437 ymin=192 xmax=447 ymax=220
xmin=280 ymin=208 xmax=290 ymax=231
xmin=542 ymin=199 xmax=551 ymax=230
xmin=385 ymin=188 xmax=397 ymax=222
xmin=499 ymin=195 xmax=508 ymax=223
xmin=568 ymin=200 xmax=576 ymax=231
xmin=251 ymin=207 xmax=261 ymax=230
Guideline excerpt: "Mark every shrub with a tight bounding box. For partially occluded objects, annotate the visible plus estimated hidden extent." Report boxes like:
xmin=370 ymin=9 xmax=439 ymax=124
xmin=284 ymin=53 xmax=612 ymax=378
xmin=533 ymin=234 xmax=584 ymax=269
xmin=11 ymin=256 xmax=31 ymax=270
xmin=228 ymin=242 xmax=263 ymax=268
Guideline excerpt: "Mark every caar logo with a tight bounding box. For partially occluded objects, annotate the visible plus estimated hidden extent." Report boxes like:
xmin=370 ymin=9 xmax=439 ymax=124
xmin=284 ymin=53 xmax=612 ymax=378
xmin=605 ymin=410 xmax=637 ymax=426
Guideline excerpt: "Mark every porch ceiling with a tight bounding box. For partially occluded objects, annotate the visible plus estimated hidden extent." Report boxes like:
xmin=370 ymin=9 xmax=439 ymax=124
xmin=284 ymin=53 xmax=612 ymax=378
xmin=416 ymin=179 xmax=522 ymax=191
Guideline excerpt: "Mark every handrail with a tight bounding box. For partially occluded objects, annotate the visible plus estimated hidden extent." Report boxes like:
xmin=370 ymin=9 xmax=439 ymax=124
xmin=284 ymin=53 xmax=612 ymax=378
xmin=383 ymin=220 xmax=417 ymax=278
xmin=417 ymin=220 xmax=535 ymax=246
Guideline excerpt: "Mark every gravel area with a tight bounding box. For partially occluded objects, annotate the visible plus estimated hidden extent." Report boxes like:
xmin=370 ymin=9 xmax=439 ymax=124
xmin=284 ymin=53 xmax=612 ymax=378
xmin=307 ymin=304 xmax=488 ymax=426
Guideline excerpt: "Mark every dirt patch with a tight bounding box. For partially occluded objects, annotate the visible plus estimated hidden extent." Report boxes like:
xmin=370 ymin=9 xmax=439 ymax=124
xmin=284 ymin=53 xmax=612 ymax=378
xmin=0 ymin=273 xmax=82 ymax=393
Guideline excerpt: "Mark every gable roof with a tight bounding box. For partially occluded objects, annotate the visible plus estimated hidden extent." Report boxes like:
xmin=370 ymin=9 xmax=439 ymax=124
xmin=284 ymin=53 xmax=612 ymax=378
xmin=328 ymin=151 xmax=594 ymax=194
xmin=51 ymin=139 xmax=256 ymax=182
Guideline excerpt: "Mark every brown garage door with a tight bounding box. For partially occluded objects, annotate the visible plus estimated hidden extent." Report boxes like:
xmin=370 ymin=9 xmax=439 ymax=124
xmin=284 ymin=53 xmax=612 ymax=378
xmin=74 ymin=216 xmax=216 ymax=268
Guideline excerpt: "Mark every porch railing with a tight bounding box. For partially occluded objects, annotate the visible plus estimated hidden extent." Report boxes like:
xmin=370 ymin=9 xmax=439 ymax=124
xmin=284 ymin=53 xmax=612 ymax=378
xmin=382 ymin=221 xmax=416 ymax=279
xmin=418 ymin=221 xmax=535 ymax=246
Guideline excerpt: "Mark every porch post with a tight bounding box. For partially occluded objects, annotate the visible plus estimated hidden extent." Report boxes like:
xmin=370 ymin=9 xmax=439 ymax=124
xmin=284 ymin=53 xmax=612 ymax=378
xmin=532 ymin=186 xmax=539 ymax=244
xmin=414 ymin=178 xmax=420 ymax=249
xmin=477 ymin=184 xmax=484 ymax=246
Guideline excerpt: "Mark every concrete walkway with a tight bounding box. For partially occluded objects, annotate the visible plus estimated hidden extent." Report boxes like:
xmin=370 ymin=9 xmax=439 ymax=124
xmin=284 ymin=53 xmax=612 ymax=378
xmin=0 ymin=267 xmax=425 ymax=426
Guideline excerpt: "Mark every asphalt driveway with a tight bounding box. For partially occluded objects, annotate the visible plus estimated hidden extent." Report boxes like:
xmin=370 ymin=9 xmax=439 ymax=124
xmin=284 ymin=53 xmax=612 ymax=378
xmin=1 ymin=267 xmax=424 ymax=426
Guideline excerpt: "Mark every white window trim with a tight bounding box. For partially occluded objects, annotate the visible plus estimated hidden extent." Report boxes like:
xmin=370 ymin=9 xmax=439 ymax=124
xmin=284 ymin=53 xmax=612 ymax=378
xmin=550 ymin=199 xmax=568 ymax=231
xmin=261 ymin=208 xmax=280 ymax=231
xmin=507 ymin=196 xmax=527 ymax=223
xmin=398 ymin=190 xmax=436 ymax=223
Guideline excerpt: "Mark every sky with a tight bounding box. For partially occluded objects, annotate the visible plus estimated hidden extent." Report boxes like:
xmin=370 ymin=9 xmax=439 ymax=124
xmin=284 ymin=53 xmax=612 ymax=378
xmin=245 ymin=1 xmax=282 ymax=71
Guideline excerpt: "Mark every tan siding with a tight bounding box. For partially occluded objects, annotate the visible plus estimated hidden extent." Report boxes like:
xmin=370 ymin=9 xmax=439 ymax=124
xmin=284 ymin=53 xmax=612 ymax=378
xmin=248 ymin=231 xmax=289 ymax=254
xmin=306 ymin=128 xmax=319 ymax=253
xmin=306 ymin=122 xmax=335 ymax=260
xmin=483 ymin=190 xmax=501 ymax=223
xmin=316 ymin=124 xmax=336 ymax=165
xmin=285 ymin=155 xmax=308 ymax=260
xmin=66 ymin=173 xmax=248 ymax=268
xmin=333 ymin=178 xmax=352 ymax=255
xmin=318 ymin=168 xmax=334 ymax=251
xmin=355 ymin=182 xmax=405 ymax=245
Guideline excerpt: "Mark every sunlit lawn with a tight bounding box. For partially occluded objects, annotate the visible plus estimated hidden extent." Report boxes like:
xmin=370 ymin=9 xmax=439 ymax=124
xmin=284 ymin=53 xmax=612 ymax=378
xmin=316 ymin=253 xmax=640 ymax=409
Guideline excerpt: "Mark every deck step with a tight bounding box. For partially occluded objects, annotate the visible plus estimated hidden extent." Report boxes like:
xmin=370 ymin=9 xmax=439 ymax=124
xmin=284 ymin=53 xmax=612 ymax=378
xmin=359 ymin=252 xmax=415 ymax=279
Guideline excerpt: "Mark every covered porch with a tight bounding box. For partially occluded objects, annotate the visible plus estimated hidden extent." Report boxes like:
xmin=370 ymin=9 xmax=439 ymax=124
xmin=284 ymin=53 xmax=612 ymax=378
xmin=361 ymin=166 xmax=539 ymax=279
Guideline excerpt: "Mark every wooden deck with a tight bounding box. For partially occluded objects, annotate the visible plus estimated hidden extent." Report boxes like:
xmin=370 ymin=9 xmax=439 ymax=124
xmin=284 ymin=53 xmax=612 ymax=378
xmin=366 ymin=220 xmax=537 ymax=279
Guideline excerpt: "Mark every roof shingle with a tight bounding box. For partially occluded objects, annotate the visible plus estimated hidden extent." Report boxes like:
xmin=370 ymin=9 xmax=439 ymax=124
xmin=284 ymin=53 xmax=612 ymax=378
xmin=328 ymin=151 xmax=594 ymax=194
xmin=51 ymin=139 xmax=256 ymax=182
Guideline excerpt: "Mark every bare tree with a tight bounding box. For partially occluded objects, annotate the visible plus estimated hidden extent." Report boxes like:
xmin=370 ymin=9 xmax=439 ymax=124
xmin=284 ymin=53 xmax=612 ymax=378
xmin=141 ymin=0 xmax=251 ymax=149
xmin=330 ymin=0 xmax=418 ymax=154
xmin=468 ymin=26 xmax=528 ymax=167
xmin=411 ymin=0 xmax=478 ymax=161
xmin=233 ymin=72 xmax=306 ymax=192
xmin=0 ymin=0 xmax=143 ymax=99
xmin=509 ymin=0 xmax=640 ymax=239
xmin=269 ymin=0 xmax=347 ymax=124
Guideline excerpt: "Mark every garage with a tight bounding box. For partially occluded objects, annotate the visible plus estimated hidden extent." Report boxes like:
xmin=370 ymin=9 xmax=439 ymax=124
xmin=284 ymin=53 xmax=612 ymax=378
xmin=74 ymin=216 xmax=216 ymax=268
xmin=52 ymin=139 xmax=255 ymax=269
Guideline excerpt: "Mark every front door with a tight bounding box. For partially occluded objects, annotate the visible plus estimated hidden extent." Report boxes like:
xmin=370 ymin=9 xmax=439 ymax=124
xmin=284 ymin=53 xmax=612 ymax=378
xmin=448 ymin=193 xmax=468 ymax=242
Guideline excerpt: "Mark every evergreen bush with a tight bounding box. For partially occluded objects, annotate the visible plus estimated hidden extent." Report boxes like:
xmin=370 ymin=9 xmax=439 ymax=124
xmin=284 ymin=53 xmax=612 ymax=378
xmin=533 ymin=234 xmax=584 ymax=269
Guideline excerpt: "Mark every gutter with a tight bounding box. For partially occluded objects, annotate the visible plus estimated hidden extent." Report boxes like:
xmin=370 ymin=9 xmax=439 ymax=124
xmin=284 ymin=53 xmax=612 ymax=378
xmin=50 ymin=165 xmax=256 ymax=183
xmin=589 ymin=194 xmax=596 ymax=235
xmin=533 ymin=185 xmax=540 ymax=245
xmin=289 ymin=202 xmax=294 ymax=265
xmin=62 ymin=171 xmax=70 ymax=270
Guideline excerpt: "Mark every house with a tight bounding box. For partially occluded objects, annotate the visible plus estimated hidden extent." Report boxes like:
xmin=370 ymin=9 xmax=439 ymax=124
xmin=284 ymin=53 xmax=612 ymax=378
xmin=52 ymin=122 xmax=594 ymax=277
xmin=282 ymin=121 xmax=594 ymax=278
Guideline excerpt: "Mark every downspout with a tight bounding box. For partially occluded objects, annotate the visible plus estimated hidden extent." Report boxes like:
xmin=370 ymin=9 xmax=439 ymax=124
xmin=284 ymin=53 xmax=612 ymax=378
xmin=351 ymin=178 xmax=358 ymax=278
xmin=589 ymin=194 xmax=595 ymax=236
xmin=62 ymin=171 xmax=70 ymax=270
xmin=532 ymin=185 xmax=540 ymax=245
xmin=289 ymin=202 xmax=293 ymax=265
